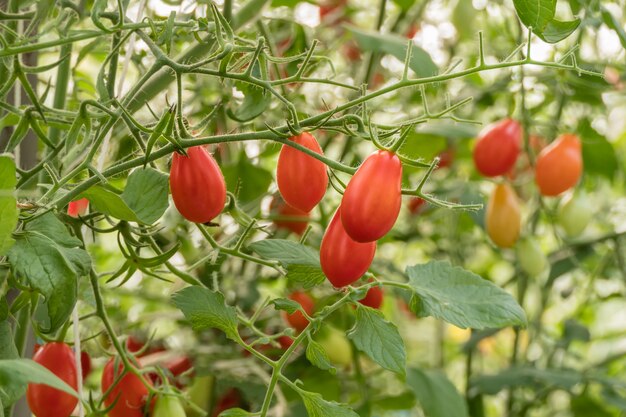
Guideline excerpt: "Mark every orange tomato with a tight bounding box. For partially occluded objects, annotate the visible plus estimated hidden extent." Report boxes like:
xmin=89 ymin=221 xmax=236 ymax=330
xmin=534 ymin=134 xmax=582 ymax=196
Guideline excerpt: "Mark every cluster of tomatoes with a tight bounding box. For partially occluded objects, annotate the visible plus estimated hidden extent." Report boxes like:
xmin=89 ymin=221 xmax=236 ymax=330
xmin=473 ymin=118 xmax=588 ymax=275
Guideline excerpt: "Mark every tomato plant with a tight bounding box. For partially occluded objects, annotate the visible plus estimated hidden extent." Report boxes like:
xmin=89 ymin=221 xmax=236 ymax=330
xmin=1 ymin=1 xmax=625 ymax=417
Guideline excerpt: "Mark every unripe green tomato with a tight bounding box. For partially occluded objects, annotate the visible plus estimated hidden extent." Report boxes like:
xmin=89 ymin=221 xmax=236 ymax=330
xmin=185 ymin=375 xmax=213 ymax=413
xmin=316 ymin=326 xmax=352 ymax=368
xmin=558 ymin=193 xmax=592 ymax=237
xmin=153 ymin=395 xmax=187 ymax=417
xmin=516 ymin=237 xmax=548 ymax=277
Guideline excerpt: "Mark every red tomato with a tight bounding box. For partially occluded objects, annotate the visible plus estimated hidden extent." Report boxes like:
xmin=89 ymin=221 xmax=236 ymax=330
xmin=277 ymin=132 xmax=328 ymax=212
xmin=534 ymin=134 xmax=582 ymax=196
xmin=409 ymin=197 xmax=426 ymax=215
xmin=406 ymin=23 xmax=419 ymax=39
xmin=368 ymin=72 xmax=386 ymax=90
xmin=26 ymin=343 xmax=78 ymax=417
xmin=165 ymin=356 xmax=193 ymax=377
xmin=320 ymin=207 xmax=376 ymax=287
xmin=343 ymin=42 xmax=361 ymax=62
xmin=473 ymin=119 xmax=522 ymax=177
xmin=80 ymin=351 xmax=91 ymax=380
xmin=170 ymin=146 xmax=226 ymax=223
xmin=101 ymin=358 xmax=151 ymax=417
xmin=126 ymin=336 xmax=147 ymax=356
xmin=340 ymin=150 xmax=402 ymax=242
xmin=319 ymin=0 xmax=348 ymax=23
xmin=67 ymin=198 xmax=89 ymax=217
xmin=212 ymin=389 xmax=242 ymax=417
xmin=282 ymin=291 xmax=315 ymax=332
xmin=485 ymin=183 xmax=521 ymax=248
xmin=437 ymin=148 xmax=454 ymax=169
xmin=278 ymin=335 xmax=294 ymax=349
xmin=359 ymin=281 xmax=384 ymax=309
xmin=270 ymin=196 xmax=309 ymax=235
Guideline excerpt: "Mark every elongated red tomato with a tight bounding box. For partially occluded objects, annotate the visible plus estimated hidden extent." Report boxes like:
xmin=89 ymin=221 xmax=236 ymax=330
xmin=409 ymin=197 xmax=426 ymax=215
xmin=359 ymin=281 xmax=384 ymax=309
xmin=535 ymin=134 xmax=582 ymax=196
xmin=101 ymin=358 xmax=151 ymax=417
xmin=170 ymin=146 xmax=226 ymax=223
xmin=67 ymin=198 xmax=89 ymax=217
xmin=485 ymin=183 xmax=521 ymax=248
xmin=473 ymin=119 xmax=521 ymax=177
xmin=320 ymin=208 xmax=376 ymax=287
xmin=340 ymin=150 xmax=402 ymax=242
xmin=282 ymin=291 xmax=315 ymax=332
xmin=277 ymin=132 xmax=328 ymax=212
xmin=26 ymin=343 xmax=78 ymax=417
xmin=81 ymin=351 xmax=92 ymax=380
xmin=270 ymin=195 xmax=309 ymax=235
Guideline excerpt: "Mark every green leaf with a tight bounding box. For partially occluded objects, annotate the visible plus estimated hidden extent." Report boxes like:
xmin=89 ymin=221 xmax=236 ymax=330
xmin=272 ymin=298 xmax=301 ymax=314
xmin=471 ymin=367 xmax=582 ymax=395
xmin=406 ymin=261 xmax=527 ymax=329
xmin=286 ymin=264 xmax=326 ymax=289
xmin=306 ymin=340 xmax=336 ymax=374
xmin=347 ymin=26 xmax=438 ymax=78
xmin=172 ymin=286 xmax=239 ymax=340
xmin=372 ymin=392 xmax=416 ymax=411
xmin=407 ymin=368 xmax=469 ymax=417
xmin=578 ymin=119 xmax=619 ymax=180
xmin=218 ymin=409 xmax=255 ymax=417
xmin=249 ymin=239 xmax=320 ymax=266
xmin=79 ymin=186 xmax=139 ymax=222
xmin=300 ymin=390 xmax=360 ymax=417
xmin=222 ymin=155 xmax=273 ymax=204
xmin=7 ymin=213 xmax=90 ymax=333
xmin=227 ymin=84 xmax=270 ymax=122
xmin=0 ymin=155 xmax=18 ymax=255
xmin=0 ymin=359 xmax=78 ymax=408
xmin=121 ymin=167 xmax=170 ymax=224
xmin=347 ymin=306 xmax=406 ymax=375
xmin=512 ymin=0 xmax=580 ymax=43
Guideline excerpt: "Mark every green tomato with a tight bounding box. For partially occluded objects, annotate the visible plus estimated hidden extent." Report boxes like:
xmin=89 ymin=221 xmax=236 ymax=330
xmin=558 ymin=193 xmax=592 ymax=237
xmin=153 ymin=395 xmax=186 ymax=417
xmin=516 ymin=237 xmax=548 ymax=277
xmin=316 ymin=326 xmax=353 ymax=368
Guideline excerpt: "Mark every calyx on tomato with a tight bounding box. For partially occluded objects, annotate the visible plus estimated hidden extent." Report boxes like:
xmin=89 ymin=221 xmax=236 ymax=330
xmin=170 ymin=146 xmax=227 ymax=223
xmin=535 ymin=134 xmax=582 ymax=196
xmin=320 ymin=207 xmax=376 ymax=287
xmin=276 ymin=132 xmax=328 ymax=212
xmin=340 ymin=149 xmax=403 ymax=242
xmin=473 ymin=119 xmax=522 ymax=177
xmin=101 ymin=358 xmax=151 ymax=417
xmin=26 ymin=343 xmax=78 ymax=417
xmin=485 ymin=183 xmax=521 ymax=248
xmin=282 ymin=291 xmax=315 ymax=332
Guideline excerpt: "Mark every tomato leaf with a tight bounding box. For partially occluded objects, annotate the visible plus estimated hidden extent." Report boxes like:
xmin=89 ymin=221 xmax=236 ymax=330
xmin=512 ymin=0 xmax=580 ymax=43
xmin=0 ymin=321 xmax=18 ymax=361
xmin=406 ymin=261 xmax=527 ymax=329
xmin=249 ymin=239 xmax=320 ymax=266
xmin=217 ymin=408 xmax=255 ymax=417
xmin=271 ymin=297 xmax=301 ymax=314
xmin=0 ymin=154 xmax=18 ymax=256
xmin=0 ymin=359 xmax=79 ymax=408
xmin=407 ymin=368 xmax=469 ymax=417
xmin=222 ymin=155 xmax=273 ymax=204
xmin=121 ymin=167 xmax=170 ymax=224
xmin=285 ymin=264 xmax=326 ymax=289
xmin=347 ymin=26 xmax=438 ymax=78
xmin=578 ymin=119 xmax=619 ymax=180
xmin=306 ymin=339 xmax=336 ymax=375
xmin=172 ymin=286 xmax=239 ymax=340
xmin=227 ymin=83 xmax=270 ymax=122
xmin=79 ymin=186 xmax=139 ymax=222
xmin=7 ymin=213 xmax=91 ymax=333
xmin=347 ymin=305 xmax=406 ymax=375
xmin=470 ymin=366 xmax=582 ymax=395
xmin=300 ymin=390 xmax=360 ymax=417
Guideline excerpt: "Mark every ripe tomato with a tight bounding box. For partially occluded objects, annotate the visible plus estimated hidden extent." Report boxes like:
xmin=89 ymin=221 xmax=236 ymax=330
xmin=437 ymin=148 xmax=455 ymax=169
xmin=340 ymin=150 xmax=403 ymax=242
xmin=153 ymin=395 xmax=186 ymax=417
xmin=473 ymin=119 xmax=522 ymax=177
xmin=343 ymin=42 xmax=361 ymax=62
xmin=67 ymin=198 xmax=89 ymax=217
xmin=26 ymin=343 xmax=78 ymax=417
xmin=212 ymin=388 xmax=242 ymax=417
xmin=485 ymin=183 xmax=521 ymax=248
xmin=409 ymin=197 xmax=426 ymax=215
xmin=270 ymin=195 xmax=309 ymax=235
xmin=535 ymin=134 xmax=582 ymax=196
xmin=320 ymin=207 xmax=376 ymax=287
xmin=165 ymin=356 xmax=193 ymax=377
xmin=278 ymin=335 xmax=294 ymax=349
xmin=558 ymin=192 xmax=592 ymax=237
xmin=101 ymin=358 xmax=151 ymax=417
xmin=359 ymin=281 xmax=384 ymax=309
xmin=277 ymin=132 xmax=328 ymax=212
xmin=516 ymin=237 xmax=548 ymax=277
xmin=80 ymin=351 xmax=91 ymax=380
xmin=170 ymin=146 xmax=227 ymax=223
xmin=282 ymin=291 xmax=315 ymax=332
xmin=316 ymin=326 xmax=353 ymax=368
